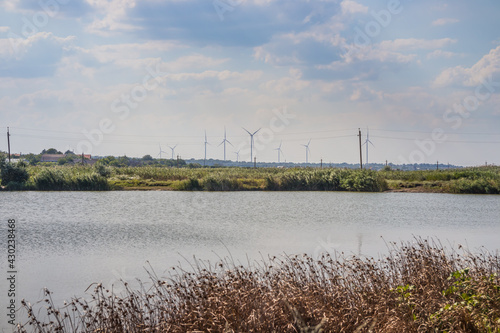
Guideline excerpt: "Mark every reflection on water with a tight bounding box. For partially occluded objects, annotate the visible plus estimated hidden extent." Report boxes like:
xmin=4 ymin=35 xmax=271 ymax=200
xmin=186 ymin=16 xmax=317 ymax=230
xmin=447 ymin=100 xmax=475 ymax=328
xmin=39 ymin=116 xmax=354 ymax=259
xmin=0 ymin=191 xmax=499 ymax=327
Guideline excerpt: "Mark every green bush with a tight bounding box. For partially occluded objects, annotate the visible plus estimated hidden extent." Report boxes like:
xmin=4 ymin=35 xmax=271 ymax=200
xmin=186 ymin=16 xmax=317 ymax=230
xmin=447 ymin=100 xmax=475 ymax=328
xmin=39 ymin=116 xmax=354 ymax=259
xmin=203 ymin=176 xmax=240 ymax=191
xmin=178 ymin=178 xmax=203 ymax=190
xmin=0 ymin=162 xmax=29 ymax=186
xmin=265 ymin=169 xmax=387 ymax=192
xmin=33 ymin=168 xmax=109 ymax=191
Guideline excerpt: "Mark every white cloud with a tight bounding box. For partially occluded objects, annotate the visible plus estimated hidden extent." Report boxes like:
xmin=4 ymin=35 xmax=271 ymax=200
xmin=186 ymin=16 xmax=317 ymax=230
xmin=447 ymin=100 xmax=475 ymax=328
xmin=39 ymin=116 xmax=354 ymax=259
xmin=432 ymin=18 xmax=459 ymax=26
xmin=167 ymin=70 xmax=262 ymax=82
xmin=427 ymin=50 xmax=460 ymax=59
xmin=340 ymin=0 xmax=368 ymax=15
xmin=260 ymin=77 xmax=310 ymax=95
xmin=434 ymin=45 xmax=500 ymax=87
xmin=0 ymin=32 xmax=75 ymax=61
xmin=85 ymin=0 xmax=138 ymax=35
xmin=378 ymin=38 xmax=457 ymax=51
xmin=0 ymin=26 xmax=9 ymax=33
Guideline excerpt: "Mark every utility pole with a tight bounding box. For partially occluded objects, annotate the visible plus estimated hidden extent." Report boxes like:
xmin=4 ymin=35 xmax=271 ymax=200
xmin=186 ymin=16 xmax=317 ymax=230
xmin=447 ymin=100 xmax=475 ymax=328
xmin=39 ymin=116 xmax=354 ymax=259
xmin=320 ymin=159 xmax=323 ymax=169
xmin=436 ymin=161 xmax=439 ymax=170
xmin=385 ymin=160 xmax=388 ymax=167
xmin=254 ymin=156 xmax=256 ymax=168
xmin=81 ymin=152 xmax=84 ymax=166
xmin=358 ymin=128 xmax=363 ymax=169
xmin=7 ymin=127 xmax=11 ymax=162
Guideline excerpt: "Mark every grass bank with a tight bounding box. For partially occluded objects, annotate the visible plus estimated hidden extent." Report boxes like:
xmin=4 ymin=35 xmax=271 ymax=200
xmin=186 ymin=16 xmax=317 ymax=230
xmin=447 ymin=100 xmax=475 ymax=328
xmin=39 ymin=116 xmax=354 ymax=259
xmin=16 ymin=239 xmax=500 ymax=332
xmin=1 ymin=164 xmax=499 ymax=193
xmin=381 ymin=166 xmax=500 ymax=194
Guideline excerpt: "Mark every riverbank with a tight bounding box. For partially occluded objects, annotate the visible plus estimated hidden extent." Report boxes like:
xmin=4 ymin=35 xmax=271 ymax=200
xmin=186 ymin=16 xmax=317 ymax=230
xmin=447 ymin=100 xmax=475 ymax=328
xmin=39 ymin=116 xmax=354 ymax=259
xmin=1 ymin=165 xmax=499 ymax=194
xmin=15 ymin=239 xmax=500 ymax=332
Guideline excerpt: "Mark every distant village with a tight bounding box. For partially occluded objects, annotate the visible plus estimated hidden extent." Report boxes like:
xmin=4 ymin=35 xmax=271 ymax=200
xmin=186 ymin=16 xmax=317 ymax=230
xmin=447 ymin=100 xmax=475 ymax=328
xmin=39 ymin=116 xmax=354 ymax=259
xmin=2 ymin=148 xmax=466 ymax=171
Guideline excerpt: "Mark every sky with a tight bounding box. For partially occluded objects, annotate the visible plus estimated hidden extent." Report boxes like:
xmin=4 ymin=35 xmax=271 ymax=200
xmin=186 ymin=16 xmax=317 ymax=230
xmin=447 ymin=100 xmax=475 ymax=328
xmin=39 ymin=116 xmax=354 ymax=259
xmin=0 ymin=0 xmax=499 ymax=166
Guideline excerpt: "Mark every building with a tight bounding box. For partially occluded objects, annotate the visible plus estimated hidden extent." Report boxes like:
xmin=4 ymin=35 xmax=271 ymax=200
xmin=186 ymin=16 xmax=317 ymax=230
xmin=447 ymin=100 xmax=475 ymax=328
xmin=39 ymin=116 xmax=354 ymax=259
xmin=40 ymin=154 xmax=66 ymax=162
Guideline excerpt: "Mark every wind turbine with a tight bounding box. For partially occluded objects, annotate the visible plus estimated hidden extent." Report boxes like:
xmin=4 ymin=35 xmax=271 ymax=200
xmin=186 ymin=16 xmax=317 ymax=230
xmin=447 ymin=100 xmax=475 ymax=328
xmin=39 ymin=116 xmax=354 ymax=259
xmin=242 ymin=127 xmax=261 ymax=163
xmin=218 ymin=126 xmax=233 ymax=161
xmin=274 ymin=141 xmax=284 ymax=163
xmin=234 ymin=150 xmax=241 ymax=163
xmin=168 ymin=145 xmax=177 ymax=160
xmin=302 ymin=139 xmax=311 ymax=164
xmin=204 ymin=130 xmax=210 ymax=166
xmin=157 ymin=144 xmax=167 ymax=159
xmin=362 ymin=128 xmax=375 ymax=166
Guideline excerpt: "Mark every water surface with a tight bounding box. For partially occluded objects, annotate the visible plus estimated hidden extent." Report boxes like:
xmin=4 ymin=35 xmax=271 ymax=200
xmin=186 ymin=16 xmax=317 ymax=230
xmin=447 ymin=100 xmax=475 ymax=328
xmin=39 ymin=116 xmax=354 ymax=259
xmin=0 ymin=191 xmax=499 ymax=329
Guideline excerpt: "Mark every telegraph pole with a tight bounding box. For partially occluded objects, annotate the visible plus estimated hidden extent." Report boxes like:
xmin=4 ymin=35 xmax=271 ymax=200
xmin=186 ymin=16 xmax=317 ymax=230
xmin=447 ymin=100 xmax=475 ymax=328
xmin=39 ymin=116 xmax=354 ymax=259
xmin=7 ymin=127 xmax=11 ymax=162
xmin=358 ymin=128 xmax=363 ymax=169
xmin=254 ymin=156 xmax=256 ymax=168
xmin=436 ymin=161 xmax=439 ymax=170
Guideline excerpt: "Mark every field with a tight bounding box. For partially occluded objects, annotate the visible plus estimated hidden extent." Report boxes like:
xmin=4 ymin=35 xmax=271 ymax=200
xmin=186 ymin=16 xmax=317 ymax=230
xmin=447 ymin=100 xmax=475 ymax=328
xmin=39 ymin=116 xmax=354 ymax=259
xmin=1 ymin=163 xmax=500 ymax=194
xmin=15 ymin=239 xmax=500 ymax=332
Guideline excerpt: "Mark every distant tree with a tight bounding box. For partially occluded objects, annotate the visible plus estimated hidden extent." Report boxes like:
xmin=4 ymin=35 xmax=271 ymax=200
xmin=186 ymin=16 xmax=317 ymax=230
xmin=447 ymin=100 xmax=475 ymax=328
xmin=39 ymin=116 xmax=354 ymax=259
xmin=142 ymin=154 xmax=154 ymax=161
xmin=65 ymin=150 xmax=76 ymax=156
xmin=96 ymin=155 xmax=129 ymax=167
xmin=24 ymin=153 xmax=41 ymax=166
xmin=57 ymin=156 xmax=76 ymax=165
xmin=43 ymin=148 xmax=62 ymax=154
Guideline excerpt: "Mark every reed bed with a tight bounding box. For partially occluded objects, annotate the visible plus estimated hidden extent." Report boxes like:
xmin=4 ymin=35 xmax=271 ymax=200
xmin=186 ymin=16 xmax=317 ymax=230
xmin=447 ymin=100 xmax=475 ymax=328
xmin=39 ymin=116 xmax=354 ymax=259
xmin=380 ymin=166 xmax=500 ymax=194
xmin=16 ymin=239 xmax=500 ymax=332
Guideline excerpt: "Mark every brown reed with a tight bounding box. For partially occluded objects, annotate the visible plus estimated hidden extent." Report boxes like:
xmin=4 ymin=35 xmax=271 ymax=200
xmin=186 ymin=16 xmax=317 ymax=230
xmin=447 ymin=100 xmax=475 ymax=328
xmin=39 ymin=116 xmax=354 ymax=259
xmin=15 ymin=238 xmax=500 ymax=332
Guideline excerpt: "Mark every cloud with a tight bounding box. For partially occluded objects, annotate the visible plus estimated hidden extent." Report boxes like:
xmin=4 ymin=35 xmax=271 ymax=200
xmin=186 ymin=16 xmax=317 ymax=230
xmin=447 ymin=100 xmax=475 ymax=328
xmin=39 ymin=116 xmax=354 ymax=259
xmin=426 ymin=50 xmax=460 ymax=59
xmin=0 ymin=32 xmax=75 ymax=77
xmin=85 ymin=0 xmax=138 ymax=35
xmin=340 ymin=0 xmax=368 ymax=15
xmin=0 ymin=26 xmax=9 ymax=33
xmin=378 ymin=38 xmax=457 ymax=51
xmin=433 ymin=45 xmax=500 ymax=87
xmin=260 ymin=76 xmax=310 ymax=95
xmin=2 ymin=0 xmax=93 ymax=18
xmin=432 ymin=18 xmax=459 ymax=26
xmin=166 ymin=70 xmax=262 ymax=82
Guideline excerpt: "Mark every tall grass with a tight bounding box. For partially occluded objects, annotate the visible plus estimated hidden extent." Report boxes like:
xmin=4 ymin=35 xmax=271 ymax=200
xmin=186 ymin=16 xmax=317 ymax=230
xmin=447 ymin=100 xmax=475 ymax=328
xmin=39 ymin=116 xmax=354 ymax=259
xmin=16 ymin=165 xmax=500 ymax=193
xmin=381 ymin=166 xmax=500 ymax=194
xmin=15 ymin=239 xmax=500 ymax=332
xmin=266 ymin=168 xmax=387 ymax=192
xmin=29 ymin=166 xmax=110 ymax=191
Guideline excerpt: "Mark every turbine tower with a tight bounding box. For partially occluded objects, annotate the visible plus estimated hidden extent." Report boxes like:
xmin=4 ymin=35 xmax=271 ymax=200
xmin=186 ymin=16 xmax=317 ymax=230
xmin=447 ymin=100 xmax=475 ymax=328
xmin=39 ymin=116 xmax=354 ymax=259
xmin=242 ymin=127 xmax=261 ymax=163
xmin=302 ymin=139 xmax=311 ymax=164
xmin=218 ymin=126 xmax=233 ymax=161
xmin=204 ymin=130 xmax=209 ymax=166
xmin=157 ymin=144 xmax=167 ymax=159
xmin=234 ymin=150 xmax=241 ymax=163
xmin=362 ymin=128 xmax=375 ymax=166
xmin=168 ymin=145 xmax=177 ymax=160
xmin=274 ymin=141 xmax=284 ymax=163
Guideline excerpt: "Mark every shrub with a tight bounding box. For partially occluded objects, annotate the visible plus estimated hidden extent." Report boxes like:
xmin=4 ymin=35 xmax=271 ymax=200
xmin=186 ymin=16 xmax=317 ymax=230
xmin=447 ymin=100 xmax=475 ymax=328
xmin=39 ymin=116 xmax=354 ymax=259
xmin=0 ymin=162 xmax=29 ymax=186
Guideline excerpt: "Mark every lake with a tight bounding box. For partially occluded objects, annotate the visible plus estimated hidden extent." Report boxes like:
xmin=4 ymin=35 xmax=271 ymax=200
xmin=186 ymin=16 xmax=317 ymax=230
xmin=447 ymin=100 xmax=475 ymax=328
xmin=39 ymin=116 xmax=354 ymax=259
xmin=0 ymin=191 xmax=499 ymax=329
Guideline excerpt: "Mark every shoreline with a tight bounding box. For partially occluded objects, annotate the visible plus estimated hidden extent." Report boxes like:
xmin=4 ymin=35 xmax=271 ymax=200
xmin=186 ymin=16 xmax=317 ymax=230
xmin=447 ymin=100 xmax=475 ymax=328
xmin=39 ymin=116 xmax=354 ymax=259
xmin=1 ymin=165 xmax=499 ymax=194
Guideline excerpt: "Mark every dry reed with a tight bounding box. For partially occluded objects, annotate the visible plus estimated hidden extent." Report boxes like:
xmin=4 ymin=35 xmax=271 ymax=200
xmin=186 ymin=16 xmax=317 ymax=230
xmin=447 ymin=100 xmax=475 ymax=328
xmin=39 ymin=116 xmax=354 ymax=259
xmin=15 ymin=238 xmax=500 ymax=332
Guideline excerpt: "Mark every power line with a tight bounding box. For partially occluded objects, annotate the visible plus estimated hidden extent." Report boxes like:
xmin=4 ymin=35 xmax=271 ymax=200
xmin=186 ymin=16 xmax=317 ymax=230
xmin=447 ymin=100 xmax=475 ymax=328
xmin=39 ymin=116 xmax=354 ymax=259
xmin=370 ymin=134 xmax=500 ymax=144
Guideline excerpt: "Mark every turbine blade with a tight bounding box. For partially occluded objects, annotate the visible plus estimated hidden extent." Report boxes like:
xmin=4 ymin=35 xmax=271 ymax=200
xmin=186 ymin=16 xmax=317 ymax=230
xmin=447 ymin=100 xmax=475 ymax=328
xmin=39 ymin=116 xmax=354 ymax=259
xmin=252 ymin=128 xmax=261 ymax=135
xmin=242 ymin=127 xmax=251 ymax=135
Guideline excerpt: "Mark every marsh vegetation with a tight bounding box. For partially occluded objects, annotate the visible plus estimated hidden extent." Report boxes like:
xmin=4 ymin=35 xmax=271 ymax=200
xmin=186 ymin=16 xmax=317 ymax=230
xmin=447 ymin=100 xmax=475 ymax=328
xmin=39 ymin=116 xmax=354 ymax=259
xmin=15 ymin=239 xmax=500 ymax=332
xmin=1 ymin=156 xmax=499 ymax=194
